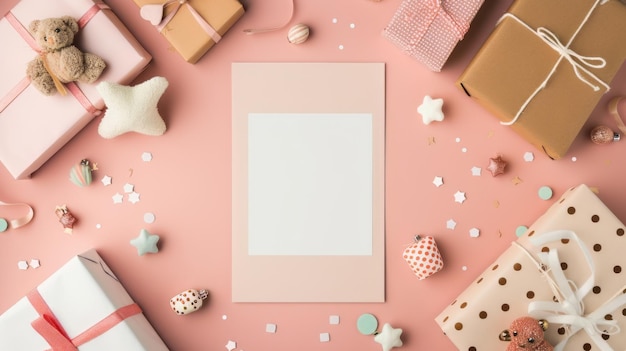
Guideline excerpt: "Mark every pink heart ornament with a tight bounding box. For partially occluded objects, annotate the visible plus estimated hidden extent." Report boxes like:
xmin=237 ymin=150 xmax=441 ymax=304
xmin=140 ymin=4 xmax=165 ymax=26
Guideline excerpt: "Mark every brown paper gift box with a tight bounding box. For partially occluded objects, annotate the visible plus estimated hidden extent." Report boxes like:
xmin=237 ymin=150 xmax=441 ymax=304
xmin=457 ymin=0 xmax=626 ymax=159
xmin=436 ymin=184 xmax=626 ymax=351
xmin=133 ymin=0 xmax=244 ymax=63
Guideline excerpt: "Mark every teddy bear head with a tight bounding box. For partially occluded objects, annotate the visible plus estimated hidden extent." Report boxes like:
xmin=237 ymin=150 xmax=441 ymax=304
xmin=29 ymin=16 xmax=79 ymax=52
xmin=499 ymin=317 xmax=551 ymax=351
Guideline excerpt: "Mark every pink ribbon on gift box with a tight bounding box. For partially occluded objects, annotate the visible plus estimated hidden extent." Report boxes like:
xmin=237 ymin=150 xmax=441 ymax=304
xmin=141 ymin=0 xmax=221 ymax=44
xmin=0 ymin=2 xmax=107 ymax=115
xmin=403 ymin=0 xmax=469 ymax=50
xmin=26 ymin=256 xmax=142 ymax=350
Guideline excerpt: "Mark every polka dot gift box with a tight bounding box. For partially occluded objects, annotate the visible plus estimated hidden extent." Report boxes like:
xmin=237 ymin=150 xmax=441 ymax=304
xmin=436 ymin=184 xmax=626 ymax=351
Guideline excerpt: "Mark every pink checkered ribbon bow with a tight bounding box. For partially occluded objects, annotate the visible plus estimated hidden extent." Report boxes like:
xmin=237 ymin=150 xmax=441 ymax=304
xmin=405 ymin=0 xmax=469 ymax=48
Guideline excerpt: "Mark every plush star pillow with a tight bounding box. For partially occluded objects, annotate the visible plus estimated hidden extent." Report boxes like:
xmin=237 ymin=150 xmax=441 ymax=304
xmin=96 ymin=76 xmax=168 ymax=139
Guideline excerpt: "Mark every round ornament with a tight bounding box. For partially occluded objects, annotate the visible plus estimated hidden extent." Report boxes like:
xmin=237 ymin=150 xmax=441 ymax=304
xmin=69 ymin=159 xmax=93 ymax=187
xmin=590 ymin=125 xmax=620 ymax=144
xmin=287 ymin=23 xmax=310 ymax=44
xmin=357 ymin=313 xmax=379 ymax=335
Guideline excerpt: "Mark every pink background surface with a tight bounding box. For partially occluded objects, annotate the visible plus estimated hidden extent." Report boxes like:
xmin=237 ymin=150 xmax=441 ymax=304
xmin=1 ymin=0 xmax=626 ymax=350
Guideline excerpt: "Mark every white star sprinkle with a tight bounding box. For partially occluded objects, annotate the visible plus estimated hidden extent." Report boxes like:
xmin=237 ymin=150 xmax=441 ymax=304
xmin=112 ymin=193 xmax=124 ymax=204
xmin=142 ymin=152 xmax=153 ymax=162
xmin=29 ymin=259 xmax=40 ymax=268
xmin=432 ymin=176 xmax=444 ymax=187
xmin=524 ymin=151 xmax=535 ymax=162
xmin=446 ymin=219 xmax=457 ymax=230
xmin=454 ymin=191 xmax=466 ymax=204
xmin=469 ymin=228 xmax=480 ymax=238
xmin=128 ymin=192 xmax=141 ymax=204
xmin=101 ymin=175 xmax=112 ymax=186
xmin=17 ymin=261 xmax=28 ymax=270
xmin=471 ymin=167 xmax=482 ymax=176
xmin=225 ymin=340 xmax=237 ymax=351
xmin=417 ymin=95 xmax=444 ymax=125
xmin=123 ymin=183 xmax=135 ymax=193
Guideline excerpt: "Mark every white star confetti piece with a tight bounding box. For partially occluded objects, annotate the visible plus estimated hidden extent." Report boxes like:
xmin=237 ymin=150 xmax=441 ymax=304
xmin=101 ymin=175 xmax=112 ymax=186
xmin=144 ymin=212 xmax=156 ymax=224
xmin=29 ymin=259 xmax=40 ymax=268
xmin=454 ymin=191 xmax=466 ymax=204
xmin=433 ymin=176 xmax=444 ymax=187
xmin=469 ymin=228 xmax=480 ymax=238
xmin=320 ymin=332 xmax=330 ymax=342
xmin=112 ymin=193 xmax=124 ymax=204
xmin=524 ymin=151 xmax=535 ymax=162
xmin=266 ymin=323 xmax=277 ymax=333
xmin=141 ymin=152 xmax=153 ymax=162
xmin=417 ymin=95 xmax=444 ymax=125
xmin=471 ymin=167 xmax=482 ymax=176
xmin=17 ymin=260 xmax=28 ymax=270
xmin=446 ymin=219 xmax=457 ymax=230
xmin=128 ymin=192 xmax=141 ymax=204
xmin=329 ymin=315 xmax=340 ymax=325
xmin=123 ymin=183 xmax=135 ymax=193
xmin=225 ymin=340 xmax=237 ymax=351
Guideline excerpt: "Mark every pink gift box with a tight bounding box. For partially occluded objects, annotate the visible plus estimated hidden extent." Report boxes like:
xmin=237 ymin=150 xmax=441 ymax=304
xmin=382 ymin=0 xmax=484 ymax=72
xmin=0 ymin=0 xmax=152 ymax=179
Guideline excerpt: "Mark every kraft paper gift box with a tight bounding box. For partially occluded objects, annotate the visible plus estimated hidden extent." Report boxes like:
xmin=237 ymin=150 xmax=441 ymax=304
xmin=0 ymin=249 xmax=169 ymax=350
xmin=436 ymin=184 xmax=626 ymax=351
xmin=457 ymin=0 xmax=626 ymax=159
xmin=382 ymin=0 xmax=485 ymax=72
xmin=0 ymin=0 xmax=152 ymax=179
xmin=133 ymin=0 xmax=244 ymax=63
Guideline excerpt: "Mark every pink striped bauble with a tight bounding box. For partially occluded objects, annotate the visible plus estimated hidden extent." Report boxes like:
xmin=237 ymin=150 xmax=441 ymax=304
xmin=287 ymin=23 xmax=310 ymax=44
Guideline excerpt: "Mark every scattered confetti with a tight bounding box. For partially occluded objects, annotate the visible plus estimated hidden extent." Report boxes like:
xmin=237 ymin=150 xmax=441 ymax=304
xmin=129 ymin=168 xmax=134 ymax=177
xmin=538 ymin=186 xmax=553 ymax=200
xmin=330 ymin=315 xmax=340 ymax=324
xmin=142 ymin=152 xmax=153 ymax=162
xmin=455 ymin=137 xmax=461 ymax=143
xmin=123 ymin=183 xmax=135 ymax=193
xmin=338 ymin=44 xmax=344 ymax=50
xmin=432 ymin=176 xmax=444 ymax=187
xmin=101 ymin=175 xmax=112 ymax=186
xmin=17 ymin=261 xmax=28 ymax=270
xmin=461 ymin=147 xmax=468 ymax=153
xmin=144 ymin=212 xmax=156 ymax=224
xmin=266 ymin=323 xmax=277 ymax=333
xmin=516 ymin=225 xmax=528 ymax=237
xmin=493 ymin=200 xmax=500 ymax=208
xmin=523 ymin=152 xmax=535 ymax=162
xmin=512 ymin=176 xmax=523 ymax=185
xmin=29 ymin=259 xmax=40 ymax=268
xmin=225 ymin=340 xmax=237 ymax=351
xmin=128 ymin=192 xmax=141 ymax=204
xmin=454 ymin=191 xmax=466 ymax=204
xmin=471 ymin=167 xmax=481 ymax=176
xmin=462 ymin=265 xmax=468 ymax=271
xmin=446 ymin=219 xmax=457 ymax=230
xmin=320 ymin=332 xmax=330 ymax=342
xmin=332 ymin=18 xmax=338 ymax=23
xmin=487 ymin=155 xmax=507 ymax=176
xmin=469 ymin=228 xmax=480 ymax=238
xmin=130 ymin=229 xmax=160 ymax=256
xmin=349 ymin=23 xmax=356 ymax=29
xmin=112 ymin=193 xmax=124 ymax=204
xmin=487 ymin=130 xmax=495 ymax=138
xmin=222 ymin=315 xmax=228 ymax=320
xmin=418 ymin=95 xmax=444 ymax=125
xmin=427 ymin=136 xmax=436 ymax=145
xmin=96 ymin=224 xmax=102 ymax=229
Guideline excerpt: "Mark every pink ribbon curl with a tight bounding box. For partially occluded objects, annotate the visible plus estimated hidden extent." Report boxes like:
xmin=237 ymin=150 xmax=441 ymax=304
xmin=154 ymin=0 xmax=221 ymax=44
xmin=405 ymin=0 xmax=469 ymax=49
xmin=27 ymin=289 xmax=141 ymax=350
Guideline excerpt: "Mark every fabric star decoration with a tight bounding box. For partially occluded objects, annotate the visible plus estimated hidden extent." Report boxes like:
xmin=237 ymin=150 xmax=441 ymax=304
xmin=130 ymin=229 xmax=160 ymax=256
xmin=417 ymin=95 xmax=444 ymax=125
xmin=487 ymin=155 xmax=507 ymax=177
xmin=374 ymin=323 xmax=403 ymax=351
xmin=96 ymin=76 xmax=168 ymax=139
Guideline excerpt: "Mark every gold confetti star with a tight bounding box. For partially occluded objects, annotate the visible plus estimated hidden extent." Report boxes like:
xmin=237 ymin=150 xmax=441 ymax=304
xmin=512 ymin=176 xmax=523 ymax=185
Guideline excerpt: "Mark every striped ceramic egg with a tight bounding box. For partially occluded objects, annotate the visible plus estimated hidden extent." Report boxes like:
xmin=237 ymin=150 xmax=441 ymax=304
xmin=69 ymin=159 xmax=93 ymax=187
xmin=287 ymin=23 xmax=310 ymax=44
xmin=170 ymin=289 xmax=209 ymax=315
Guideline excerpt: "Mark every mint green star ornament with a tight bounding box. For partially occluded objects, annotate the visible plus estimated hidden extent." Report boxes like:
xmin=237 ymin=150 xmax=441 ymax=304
xmin=130 ymin=229 xmax=160 ymax=255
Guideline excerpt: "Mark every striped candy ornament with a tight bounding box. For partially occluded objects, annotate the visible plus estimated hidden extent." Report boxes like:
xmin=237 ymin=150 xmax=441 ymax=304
xmin=69 ymin=159 xmax=93 ymax=187
xmin=403 ymin=235 xmax=443 ymax=280
xmin=287 ymin=23 xmax=310 ymax=44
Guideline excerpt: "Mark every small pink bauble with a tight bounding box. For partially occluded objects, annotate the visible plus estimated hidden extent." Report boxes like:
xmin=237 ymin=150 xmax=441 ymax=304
xmin=287 ymin=24 xmax=310 ymax=44
xmin=590 ymin=125 xmax=620 ymax=144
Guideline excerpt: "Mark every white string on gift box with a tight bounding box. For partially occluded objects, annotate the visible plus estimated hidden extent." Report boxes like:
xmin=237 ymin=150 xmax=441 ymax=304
xmin=512 ymin=229 xmax=626 ymax=351
xmin=496 ymin=0 xmax=611 ymax=126
xmin=0 ymin=200 xmax=34 ymax=231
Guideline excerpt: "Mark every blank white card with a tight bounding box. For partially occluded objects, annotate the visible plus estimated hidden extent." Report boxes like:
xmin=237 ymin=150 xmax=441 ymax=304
xmin=247 ymin=113 xmax=373 ymax=256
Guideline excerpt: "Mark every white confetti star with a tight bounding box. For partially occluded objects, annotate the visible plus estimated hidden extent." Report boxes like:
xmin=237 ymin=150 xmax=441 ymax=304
xmin=374 ymin=323 xmax=403 ymax=351
xmin=446 ymin=219 xmax=457 ymax=230
xmin=101 ymin=175 xmax=112 ymax=186
xmin=17 ymin=260 xmax=28 ymax=270
xmin=29 ymin=259 xmax=40 ymax=268
xmin=524 ymin=151 xmax=535 ymax=162
xmin=123 ymin=183 xmax=135 ymax=193
xmin=225 ymin=340 xmax=237 ymax=351
xmin=112 ymin=193 xmax=124 ymax=204
xmin=469 ymin=228 xmax=480 ymax=238
xmin=454 ymin=191 xmax=466 ymax=204
xmin=417 ymin=95 xmax=444 ymax=125
xmin=128 ymin=192 xmax=141 ymax=204
xmin=432 ymin=176 xmax=444 ymax=187
xmin=471 ymin=167 xmax=482 ymax=176
xmin=142 ymin=152 xmax=153 ymax=162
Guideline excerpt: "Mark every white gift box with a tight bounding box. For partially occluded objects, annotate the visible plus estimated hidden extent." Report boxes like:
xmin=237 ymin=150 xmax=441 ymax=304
xmin=0 ymin=249 xmax=169 ymax=350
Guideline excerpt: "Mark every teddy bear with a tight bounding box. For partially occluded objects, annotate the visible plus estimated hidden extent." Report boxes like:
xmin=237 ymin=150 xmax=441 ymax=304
xmin=26 ymin=16 xmax=106 ymax=96
xmin=499 ymin=316 xmax=554 ymax=351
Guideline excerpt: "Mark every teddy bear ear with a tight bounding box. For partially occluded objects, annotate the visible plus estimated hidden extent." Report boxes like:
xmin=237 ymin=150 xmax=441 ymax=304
xmin=28 ymin=19 xmax=41 ymax=34
xmin=61 ymin=16 xmax=79 ymax=34
xmin=538 ymin=319 xmax=549 ymax=331
xmin=499 ymin=329 xmax=511 ymax=342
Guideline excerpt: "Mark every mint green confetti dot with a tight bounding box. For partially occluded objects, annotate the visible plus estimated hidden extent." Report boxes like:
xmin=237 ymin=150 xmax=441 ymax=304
xmin=538 ymin=186 xmax=553 ymax=200
xmin=516 ymin=225 xmax=528 ymax=237
xmin=357 ymin=313 xmax=378 ymax=335
xmin=0 ymin=218 xmax=7 ymax=232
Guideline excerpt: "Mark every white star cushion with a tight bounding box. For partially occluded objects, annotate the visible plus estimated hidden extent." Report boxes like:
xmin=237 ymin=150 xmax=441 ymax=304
xmin=374 ymin=323 xmax=403 ymax=351
xmin=417 ymin=95 xmax=444 ymax=125
xmin=97 ymin=76 xmax=168 ymax=139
